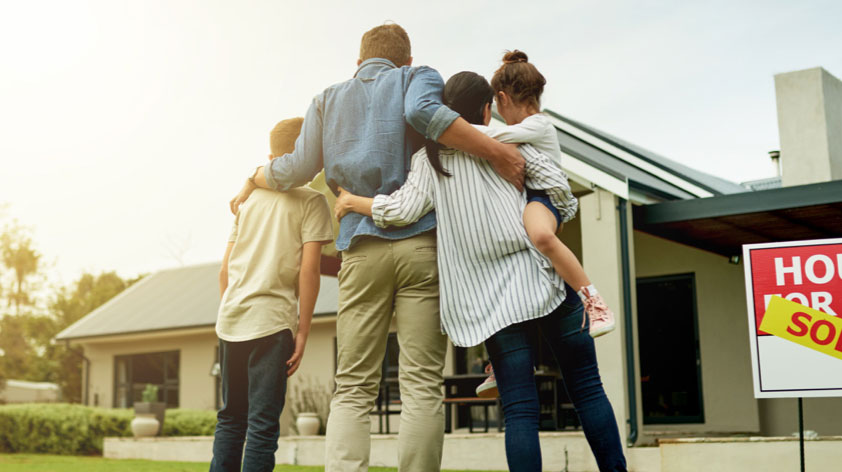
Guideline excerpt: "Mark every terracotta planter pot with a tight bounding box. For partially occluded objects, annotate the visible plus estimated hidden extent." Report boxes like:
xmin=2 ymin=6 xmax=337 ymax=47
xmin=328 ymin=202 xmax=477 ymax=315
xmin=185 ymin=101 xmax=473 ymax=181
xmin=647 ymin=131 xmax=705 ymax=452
xmin=131 ymin=413 xmax=160 ymax=438
xmin=296 ymin=412 xmax=320 ymax=436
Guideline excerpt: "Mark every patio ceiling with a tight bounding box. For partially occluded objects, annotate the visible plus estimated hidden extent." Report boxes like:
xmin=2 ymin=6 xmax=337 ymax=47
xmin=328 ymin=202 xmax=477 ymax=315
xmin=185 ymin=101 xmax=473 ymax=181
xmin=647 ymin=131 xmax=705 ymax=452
xmin=633 ymin=180 xmax=842 ymax=257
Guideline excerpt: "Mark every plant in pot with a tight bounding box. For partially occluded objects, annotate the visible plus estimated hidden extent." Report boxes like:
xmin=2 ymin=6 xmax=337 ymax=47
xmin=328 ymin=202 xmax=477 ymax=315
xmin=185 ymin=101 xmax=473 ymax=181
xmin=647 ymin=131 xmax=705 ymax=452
xmin=288 ymin=376 xmax=331 ymax=436
xmin=131 ymin=384 xmax=166 ymax=437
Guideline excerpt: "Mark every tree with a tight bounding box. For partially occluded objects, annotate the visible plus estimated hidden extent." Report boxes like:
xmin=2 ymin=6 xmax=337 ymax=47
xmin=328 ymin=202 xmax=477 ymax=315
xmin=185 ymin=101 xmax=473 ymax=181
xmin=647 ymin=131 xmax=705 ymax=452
xmin=0 ymin=210 xmax=138 ymax=401
xmin=0 ymin=216 xmax=43 ymax=390
xmin=48 ymin=271 xmax=139 ymax=402
xmin=0 ymin=222 xmax=41 ymax=315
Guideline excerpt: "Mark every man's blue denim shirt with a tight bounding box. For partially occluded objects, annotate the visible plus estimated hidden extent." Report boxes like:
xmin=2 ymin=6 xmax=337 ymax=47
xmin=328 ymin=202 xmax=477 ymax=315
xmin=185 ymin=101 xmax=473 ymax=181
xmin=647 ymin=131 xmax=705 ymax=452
xmin=264 ymin=58 xmax=459 ymax=251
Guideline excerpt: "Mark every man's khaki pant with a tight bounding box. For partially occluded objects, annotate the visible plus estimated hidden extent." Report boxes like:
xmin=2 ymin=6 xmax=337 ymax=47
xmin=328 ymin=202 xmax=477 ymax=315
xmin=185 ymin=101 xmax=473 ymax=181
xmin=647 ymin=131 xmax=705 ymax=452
xmin=325 ymin=232 xmax=447 ymax=472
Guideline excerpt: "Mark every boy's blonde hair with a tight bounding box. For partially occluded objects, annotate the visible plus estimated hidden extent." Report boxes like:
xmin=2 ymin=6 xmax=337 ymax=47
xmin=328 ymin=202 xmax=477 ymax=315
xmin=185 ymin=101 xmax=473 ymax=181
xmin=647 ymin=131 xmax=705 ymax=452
xmin=359 ymin=23 xmax=411 ymax=67
xmin=270 ymin=117 xmax=304 ymax=157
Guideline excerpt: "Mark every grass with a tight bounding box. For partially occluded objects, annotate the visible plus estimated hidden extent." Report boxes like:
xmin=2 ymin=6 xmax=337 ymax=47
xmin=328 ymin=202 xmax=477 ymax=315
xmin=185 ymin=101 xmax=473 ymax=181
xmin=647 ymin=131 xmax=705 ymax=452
xmin=0 ymin=454 xmax=492 ymax=472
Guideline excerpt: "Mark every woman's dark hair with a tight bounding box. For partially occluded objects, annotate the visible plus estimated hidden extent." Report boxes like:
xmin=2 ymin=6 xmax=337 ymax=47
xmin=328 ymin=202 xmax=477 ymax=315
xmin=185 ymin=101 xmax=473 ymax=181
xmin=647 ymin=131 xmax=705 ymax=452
xmin=491 ymin=50 xmax=546 ymax=110
xmin=426 ymin=71 xmax=494 ymax=177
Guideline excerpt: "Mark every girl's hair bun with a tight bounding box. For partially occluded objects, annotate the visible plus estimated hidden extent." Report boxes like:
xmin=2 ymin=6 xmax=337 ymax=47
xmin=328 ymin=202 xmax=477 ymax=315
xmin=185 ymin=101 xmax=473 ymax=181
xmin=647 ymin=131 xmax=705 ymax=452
xmin=502 ymin=50 xmax=528 ymax=64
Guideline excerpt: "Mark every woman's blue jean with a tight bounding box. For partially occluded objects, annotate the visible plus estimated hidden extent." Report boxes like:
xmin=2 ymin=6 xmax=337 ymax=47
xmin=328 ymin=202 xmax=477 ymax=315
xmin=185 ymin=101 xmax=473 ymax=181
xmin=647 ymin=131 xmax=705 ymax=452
xmin=484 ymin=288 xmax=627 ymax=472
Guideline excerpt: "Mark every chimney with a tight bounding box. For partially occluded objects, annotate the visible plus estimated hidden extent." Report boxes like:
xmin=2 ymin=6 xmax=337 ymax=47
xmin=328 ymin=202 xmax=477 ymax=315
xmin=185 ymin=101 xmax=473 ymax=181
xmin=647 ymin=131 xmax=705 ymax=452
xmin=774 ymin=67 xmax=842 ymax=187
xmin=769 ymin=150 xmax=781 ymax=177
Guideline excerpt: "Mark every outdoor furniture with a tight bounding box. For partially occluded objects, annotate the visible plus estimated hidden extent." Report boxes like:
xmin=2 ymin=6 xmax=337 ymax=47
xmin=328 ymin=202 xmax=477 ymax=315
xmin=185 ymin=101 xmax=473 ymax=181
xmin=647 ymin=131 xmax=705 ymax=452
xmin=555 ymin=378 xmax=580 ymax=430
xmin=443 ymin=395 xmax=501 ymax=433
xmin=534 ymin=371 xmax=560 ymax=430
xmin=444 ymin=371 xmax=572 ymax=432
xmin=443 ymin=374 xmax=502 ymax=433
xmin=373 ymin=376 xmax=401 ymax=434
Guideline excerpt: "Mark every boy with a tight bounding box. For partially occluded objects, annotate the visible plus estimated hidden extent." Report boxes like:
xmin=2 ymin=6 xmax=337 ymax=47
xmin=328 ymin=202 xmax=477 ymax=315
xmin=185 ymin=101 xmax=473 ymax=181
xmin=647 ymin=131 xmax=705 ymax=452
xmin=212 ymin=117 xmax=333 ymax=472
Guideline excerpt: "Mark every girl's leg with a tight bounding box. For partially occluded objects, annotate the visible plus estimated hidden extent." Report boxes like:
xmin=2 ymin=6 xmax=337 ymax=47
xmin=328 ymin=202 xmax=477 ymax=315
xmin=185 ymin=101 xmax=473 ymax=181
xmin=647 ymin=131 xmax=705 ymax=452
xmin=538 ymin=295 xmax=627 ymax=472
xmin=484 ymin=321 xmax=542 ymax=472
xmin=523 ymin=201 xmax=590 ymax=290
xmin=524 ymin=201 xmax=615 ymax=337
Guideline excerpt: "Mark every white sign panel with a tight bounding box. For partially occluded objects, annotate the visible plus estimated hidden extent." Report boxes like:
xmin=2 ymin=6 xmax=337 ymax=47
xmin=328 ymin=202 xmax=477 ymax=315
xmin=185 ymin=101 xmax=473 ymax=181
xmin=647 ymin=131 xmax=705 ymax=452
xmin=743 ymin=238 xmax=842 ymax=398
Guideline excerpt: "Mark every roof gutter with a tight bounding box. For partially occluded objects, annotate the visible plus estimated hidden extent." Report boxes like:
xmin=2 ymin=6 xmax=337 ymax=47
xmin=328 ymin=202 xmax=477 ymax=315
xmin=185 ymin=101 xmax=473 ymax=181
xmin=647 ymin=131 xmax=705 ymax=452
xmin=618 ymin=198 xmax=639 ymax=446
xmin=544 ymin=111 xmax=715 ymax=198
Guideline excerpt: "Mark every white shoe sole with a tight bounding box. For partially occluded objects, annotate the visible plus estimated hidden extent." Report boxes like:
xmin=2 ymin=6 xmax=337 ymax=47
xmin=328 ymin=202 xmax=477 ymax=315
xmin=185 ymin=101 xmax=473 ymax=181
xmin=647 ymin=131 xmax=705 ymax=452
xmin=590 ymin=322 xmax=616 ymax=338
xmin=476 ymin=381 xmax=499 ymax=398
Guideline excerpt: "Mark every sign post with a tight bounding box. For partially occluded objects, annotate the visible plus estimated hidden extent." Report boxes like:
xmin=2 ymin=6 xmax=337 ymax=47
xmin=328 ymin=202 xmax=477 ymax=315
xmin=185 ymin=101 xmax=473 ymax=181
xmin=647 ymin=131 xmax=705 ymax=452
xmin=743 ymin=238 xmax=842 ymax=471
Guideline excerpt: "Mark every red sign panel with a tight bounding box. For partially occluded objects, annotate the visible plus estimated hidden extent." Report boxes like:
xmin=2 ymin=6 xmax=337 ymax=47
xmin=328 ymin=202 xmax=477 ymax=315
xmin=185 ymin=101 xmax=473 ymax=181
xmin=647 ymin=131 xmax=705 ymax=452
xmin=749 ymin=242 xmax=842 ymax=335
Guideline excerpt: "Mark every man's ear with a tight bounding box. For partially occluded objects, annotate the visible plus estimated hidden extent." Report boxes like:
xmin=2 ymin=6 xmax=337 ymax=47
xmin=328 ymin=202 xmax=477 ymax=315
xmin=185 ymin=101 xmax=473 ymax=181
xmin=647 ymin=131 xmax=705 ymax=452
xmin=357 ymin=58 xmax=363 ymax=66
xmin=404 ymin=56 xmax=413 ymax=67
xmin=483 ymin=103 xmax=492 ymax=125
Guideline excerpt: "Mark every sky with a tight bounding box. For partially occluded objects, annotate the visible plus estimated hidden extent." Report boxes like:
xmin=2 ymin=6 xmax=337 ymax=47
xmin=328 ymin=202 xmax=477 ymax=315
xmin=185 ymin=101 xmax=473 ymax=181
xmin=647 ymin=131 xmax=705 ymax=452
xmin=1 ymin=0 xmax=841 ymax=286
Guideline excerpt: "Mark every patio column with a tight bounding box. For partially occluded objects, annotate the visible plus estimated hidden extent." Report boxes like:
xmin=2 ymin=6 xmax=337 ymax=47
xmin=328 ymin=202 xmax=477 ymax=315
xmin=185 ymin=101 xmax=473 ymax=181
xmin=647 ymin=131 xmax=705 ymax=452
xmin=578 ymin=188 xmax=644 ymax=447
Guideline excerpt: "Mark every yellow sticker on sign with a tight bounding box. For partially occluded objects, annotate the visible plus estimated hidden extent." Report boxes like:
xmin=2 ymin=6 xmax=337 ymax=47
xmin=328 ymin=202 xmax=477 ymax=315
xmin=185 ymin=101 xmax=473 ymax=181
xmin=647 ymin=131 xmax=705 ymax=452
xmin=760 ymin=296 xmax=842 ymax=361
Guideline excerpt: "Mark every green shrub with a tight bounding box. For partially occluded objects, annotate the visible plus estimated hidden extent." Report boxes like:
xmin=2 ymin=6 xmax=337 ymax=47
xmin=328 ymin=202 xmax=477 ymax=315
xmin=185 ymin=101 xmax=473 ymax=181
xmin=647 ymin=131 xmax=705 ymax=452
xmin=0 ymin=403 xmax=132 ymax=455
xmin=0 ymin=404 xmax=218 ymax=455
xmin=162 ymin=409 xmax=217 ymax=436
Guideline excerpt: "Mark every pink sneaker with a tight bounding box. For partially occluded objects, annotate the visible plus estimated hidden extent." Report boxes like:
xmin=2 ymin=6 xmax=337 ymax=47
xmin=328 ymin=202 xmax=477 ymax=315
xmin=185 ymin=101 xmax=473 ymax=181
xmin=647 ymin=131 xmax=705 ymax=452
xmin=475 ymin=364 xmax=498 ymax=398
xmin=581 ymin=288 xmax=615 ymax=338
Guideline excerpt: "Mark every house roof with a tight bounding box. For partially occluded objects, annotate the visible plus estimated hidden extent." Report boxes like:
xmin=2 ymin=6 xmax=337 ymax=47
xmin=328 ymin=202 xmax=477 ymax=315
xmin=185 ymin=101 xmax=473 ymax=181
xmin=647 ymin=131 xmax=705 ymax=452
xmin=633 ymin=179 xmax=842 ymax=257
xmin=542 ymin=109 xmax=748 ymax=202
xmin=55 ymin=262 xmax=339 ymax=341
xmin=741 ymin=176 xmax=782 ymax=191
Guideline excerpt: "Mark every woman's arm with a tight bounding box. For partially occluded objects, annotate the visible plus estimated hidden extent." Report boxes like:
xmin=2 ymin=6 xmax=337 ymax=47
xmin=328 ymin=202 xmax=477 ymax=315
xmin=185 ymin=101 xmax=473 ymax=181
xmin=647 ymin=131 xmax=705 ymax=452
xmin=335 ymin=190 xmax=373 ymax=219
xmin=335 ymin=153 xmax=435 ymax=228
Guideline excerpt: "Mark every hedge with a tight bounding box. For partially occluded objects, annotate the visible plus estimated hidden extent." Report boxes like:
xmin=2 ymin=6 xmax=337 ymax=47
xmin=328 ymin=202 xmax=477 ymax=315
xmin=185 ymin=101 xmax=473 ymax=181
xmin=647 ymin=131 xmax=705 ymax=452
xmin=0 ymin=403 xmax=217 ymax=455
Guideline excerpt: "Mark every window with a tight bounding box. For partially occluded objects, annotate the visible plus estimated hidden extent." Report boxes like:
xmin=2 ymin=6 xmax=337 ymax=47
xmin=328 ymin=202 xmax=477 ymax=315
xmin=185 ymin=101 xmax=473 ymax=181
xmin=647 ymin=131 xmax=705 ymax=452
xmin=114 ymin=351 xmax=180 ymax=408
xmin=637 ymin=274 xmax=704 ymax=424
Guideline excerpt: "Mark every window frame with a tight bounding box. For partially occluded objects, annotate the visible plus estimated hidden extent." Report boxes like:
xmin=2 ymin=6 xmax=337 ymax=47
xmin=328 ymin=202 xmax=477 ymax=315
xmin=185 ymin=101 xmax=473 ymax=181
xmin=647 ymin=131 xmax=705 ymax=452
xmin=113 ymin=350 xmax=180 ymax=408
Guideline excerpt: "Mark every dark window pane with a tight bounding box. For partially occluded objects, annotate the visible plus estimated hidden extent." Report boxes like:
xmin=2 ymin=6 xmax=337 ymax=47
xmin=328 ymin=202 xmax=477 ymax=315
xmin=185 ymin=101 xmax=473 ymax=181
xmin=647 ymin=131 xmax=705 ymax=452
xmin=113 ymin=351 xmax=179 ymax=408
xmin=164 ymin=353 xmax=179 ymax=382
xmin=132 ymin=354 xmax=165 ymax=384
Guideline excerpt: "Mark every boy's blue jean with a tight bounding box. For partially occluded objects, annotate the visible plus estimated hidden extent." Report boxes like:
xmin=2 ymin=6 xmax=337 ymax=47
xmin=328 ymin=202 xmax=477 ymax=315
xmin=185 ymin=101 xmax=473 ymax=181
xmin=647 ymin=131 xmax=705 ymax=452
xmin=484 ymin=288 xmax=627 ymax=472
xmin=210 ymin=329 xmax=294 ymax=472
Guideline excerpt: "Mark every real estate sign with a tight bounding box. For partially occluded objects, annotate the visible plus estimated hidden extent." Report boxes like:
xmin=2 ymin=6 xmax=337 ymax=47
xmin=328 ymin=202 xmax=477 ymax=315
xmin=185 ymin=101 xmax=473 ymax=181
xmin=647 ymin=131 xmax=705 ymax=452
xmin=743 ymin=238 xmax=842 ymax=398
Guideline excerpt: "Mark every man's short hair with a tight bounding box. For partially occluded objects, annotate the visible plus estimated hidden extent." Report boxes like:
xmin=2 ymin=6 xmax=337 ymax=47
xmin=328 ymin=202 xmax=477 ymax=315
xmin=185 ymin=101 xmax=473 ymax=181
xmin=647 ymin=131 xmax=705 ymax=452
xmin=359 ymin=23 xmax=411 ymax=67
xmin=270 ymin=117 xmax=304 ymax=157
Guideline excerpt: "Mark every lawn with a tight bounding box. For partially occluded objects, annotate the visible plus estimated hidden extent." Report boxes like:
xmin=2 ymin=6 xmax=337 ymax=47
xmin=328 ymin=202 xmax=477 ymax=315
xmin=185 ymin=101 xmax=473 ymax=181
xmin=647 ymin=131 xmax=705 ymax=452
xmin=0 ymin=454 xmax=491 ymax=472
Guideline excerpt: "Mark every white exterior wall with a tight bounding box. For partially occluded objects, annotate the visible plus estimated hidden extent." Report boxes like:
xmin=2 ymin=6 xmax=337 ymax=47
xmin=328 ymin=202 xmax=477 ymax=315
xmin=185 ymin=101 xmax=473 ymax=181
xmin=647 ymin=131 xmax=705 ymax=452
xmin=633 ymin=231 xmax=759 ymax=436
xmin=79 ymin=321 xmax=341 ymax=414
xmin=578 ymin=189 xmax=641 ymax=447
xmin=759 ymin=397 xmax=842 ymax=437
xmin=81 ymin=329 xmax=219 ymax=410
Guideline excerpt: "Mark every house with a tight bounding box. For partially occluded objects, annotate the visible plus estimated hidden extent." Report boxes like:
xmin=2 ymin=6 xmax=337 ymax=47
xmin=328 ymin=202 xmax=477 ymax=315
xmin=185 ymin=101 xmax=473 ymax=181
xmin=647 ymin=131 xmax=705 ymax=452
xmin=57 ymin=66 xmax=842 ymax=458
xmin=0 ymin=379 xmax=61 ymax=403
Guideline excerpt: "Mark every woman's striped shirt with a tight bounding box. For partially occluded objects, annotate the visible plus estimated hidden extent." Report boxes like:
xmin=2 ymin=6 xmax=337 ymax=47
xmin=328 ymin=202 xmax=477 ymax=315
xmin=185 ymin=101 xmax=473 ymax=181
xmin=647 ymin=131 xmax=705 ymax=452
xmin=371 ymin=125 xmax=579 ymax=347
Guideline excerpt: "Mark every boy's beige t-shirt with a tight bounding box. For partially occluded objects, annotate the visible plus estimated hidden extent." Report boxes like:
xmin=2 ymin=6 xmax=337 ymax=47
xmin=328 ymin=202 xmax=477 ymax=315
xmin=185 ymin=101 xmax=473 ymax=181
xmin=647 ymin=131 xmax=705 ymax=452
xmin=216 ymin=187 xmax=333 ymax=342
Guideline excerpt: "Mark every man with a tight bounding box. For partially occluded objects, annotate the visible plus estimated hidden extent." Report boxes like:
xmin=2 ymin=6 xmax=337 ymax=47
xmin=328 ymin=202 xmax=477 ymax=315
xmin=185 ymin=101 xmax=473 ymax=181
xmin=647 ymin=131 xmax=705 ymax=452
xmin=229 ymin=23 xmax=524 ymax=472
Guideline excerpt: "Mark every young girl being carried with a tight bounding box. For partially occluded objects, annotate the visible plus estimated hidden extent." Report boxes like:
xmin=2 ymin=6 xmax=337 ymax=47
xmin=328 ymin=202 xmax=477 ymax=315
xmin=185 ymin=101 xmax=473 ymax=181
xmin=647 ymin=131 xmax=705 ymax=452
xmin=490 ymin=50 xmax=615 ymax=339
xmin=468 ymin=51 xmax=615 ymax=397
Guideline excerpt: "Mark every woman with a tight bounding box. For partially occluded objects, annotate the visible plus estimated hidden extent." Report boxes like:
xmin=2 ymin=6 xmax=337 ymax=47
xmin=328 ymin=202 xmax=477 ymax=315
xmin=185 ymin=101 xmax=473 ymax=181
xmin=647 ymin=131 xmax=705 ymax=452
xmin=335 ymin=71 xmax=627 ymax=472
